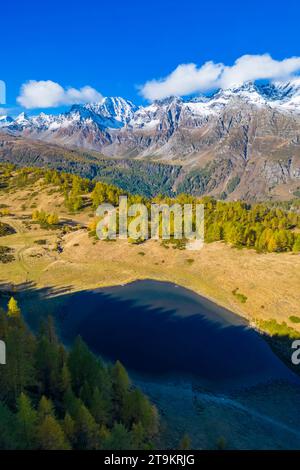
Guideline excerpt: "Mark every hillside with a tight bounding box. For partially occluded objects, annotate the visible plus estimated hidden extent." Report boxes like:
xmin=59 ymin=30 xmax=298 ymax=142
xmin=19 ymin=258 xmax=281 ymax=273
xmin=0 ymin=133 xmax=180 ymax=197
xmin=1 ymin=132 xmax=300 ymax=202
xmin=0 ymin=164 xmax=299 ymax=336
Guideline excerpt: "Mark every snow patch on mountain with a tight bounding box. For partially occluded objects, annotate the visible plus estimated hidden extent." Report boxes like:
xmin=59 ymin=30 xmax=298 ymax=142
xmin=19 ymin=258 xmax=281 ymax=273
xmin=0 ymin=115 xmax=14 ymax=126
xmin=2 ymin=80 xmax=300 ymax=137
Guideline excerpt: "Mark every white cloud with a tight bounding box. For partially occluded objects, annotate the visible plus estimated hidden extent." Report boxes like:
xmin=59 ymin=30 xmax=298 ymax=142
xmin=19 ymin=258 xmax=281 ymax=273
xmin=221 ymin=55 xmax=300 ymax=88
xmin=141 ymin=54 xmax=300 ymax=100
xmin=17 ymin=80 xmax=103 ymax=109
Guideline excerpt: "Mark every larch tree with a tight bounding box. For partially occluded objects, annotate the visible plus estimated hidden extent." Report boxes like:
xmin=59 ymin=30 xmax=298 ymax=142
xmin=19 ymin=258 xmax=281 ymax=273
xmin=7 ymin=297 xmax=20 ymax=318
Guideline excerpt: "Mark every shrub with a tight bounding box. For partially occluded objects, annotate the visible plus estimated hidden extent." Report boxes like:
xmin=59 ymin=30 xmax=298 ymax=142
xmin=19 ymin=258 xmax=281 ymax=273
xmin=0 ymin=222 xmax=16 ymax=237
xmin=232 ymin=288 xmax=247 ymax=303
xmin=34 ymin=239 xmax=47 ymax=246
xmin=0 ymin=246 xmax=15 ymax=263
xmin=289 ymin=316 xmax=300 ymax=324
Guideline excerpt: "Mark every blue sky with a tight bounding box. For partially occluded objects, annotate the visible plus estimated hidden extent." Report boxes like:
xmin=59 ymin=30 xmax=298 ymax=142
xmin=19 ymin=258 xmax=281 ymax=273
xmin=2 ymin=0 xmax=300 ymax=114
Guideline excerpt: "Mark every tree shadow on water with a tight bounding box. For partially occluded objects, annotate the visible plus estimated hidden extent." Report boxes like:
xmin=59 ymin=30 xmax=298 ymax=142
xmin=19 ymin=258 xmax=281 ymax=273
xmin=0 ymin=279 xmax=298 ymax=388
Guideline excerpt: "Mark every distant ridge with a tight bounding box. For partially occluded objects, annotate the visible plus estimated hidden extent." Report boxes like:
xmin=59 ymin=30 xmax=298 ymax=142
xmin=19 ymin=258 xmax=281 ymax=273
xmin=1 ymin=80 xmax=300 ymax=200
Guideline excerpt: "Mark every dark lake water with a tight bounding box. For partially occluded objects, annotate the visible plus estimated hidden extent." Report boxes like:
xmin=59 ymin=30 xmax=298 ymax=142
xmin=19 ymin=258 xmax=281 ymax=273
xmin=11 ymin=279 xmax=300 ymax=449
xmin=53 ymin=280 xmax=297 ymax=390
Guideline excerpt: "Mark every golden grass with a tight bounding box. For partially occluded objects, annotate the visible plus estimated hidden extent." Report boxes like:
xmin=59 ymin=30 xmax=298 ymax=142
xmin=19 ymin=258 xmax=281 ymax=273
xmin=0 ymin=181 xmax=299 ymax=331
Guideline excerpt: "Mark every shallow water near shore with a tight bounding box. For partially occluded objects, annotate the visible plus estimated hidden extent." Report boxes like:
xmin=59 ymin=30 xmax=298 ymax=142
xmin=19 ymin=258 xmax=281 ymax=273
xmin=12 ymin=279 xmax=300 ymax=449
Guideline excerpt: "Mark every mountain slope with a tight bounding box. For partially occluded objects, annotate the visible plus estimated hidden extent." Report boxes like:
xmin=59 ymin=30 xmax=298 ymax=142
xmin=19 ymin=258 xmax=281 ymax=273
xmin=0 ymin=133 xmax=181 ymax=197
xmin=1 ymin=81 xmax=300 ymax=200
xmin=4 ymin=80 xmax=300 ymax=155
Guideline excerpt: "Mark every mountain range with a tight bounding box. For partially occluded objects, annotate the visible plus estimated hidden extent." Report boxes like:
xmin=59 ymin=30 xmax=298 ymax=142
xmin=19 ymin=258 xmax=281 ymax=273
xmin=1 ymin=80 xmax=300 ymax=200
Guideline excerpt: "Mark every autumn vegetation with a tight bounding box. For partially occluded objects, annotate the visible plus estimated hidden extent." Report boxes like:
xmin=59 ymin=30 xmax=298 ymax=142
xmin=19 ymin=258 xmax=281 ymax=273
xmin=1 ymin=164 xmax=299 ymax=253
xmin=0 ymin=298 xmax=159 ymax=450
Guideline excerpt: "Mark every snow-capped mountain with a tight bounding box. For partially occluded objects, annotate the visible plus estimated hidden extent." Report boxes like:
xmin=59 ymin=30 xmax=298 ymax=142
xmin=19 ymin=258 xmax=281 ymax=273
xmin=1 ymin=97 xmax=141 ymax=150
xmin=86 ymin=97 xmax=138 ymax=126
xmin=1 ymin=80 xmax=300 ymax=201
xmin=3 ymin=79 xmax=300 ymax=141
xmin=0 ymin=115 xmax=14 ymax=126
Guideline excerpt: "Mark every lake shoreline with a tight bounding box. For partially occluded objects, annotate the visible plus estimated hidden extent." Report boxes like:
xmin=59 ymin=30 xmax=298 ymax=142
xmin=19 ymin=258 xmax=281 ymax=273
xmin=1 ymin=278 xmax=300 ymax=449
xmin=0 ymin=276 xmax=298 ymax=378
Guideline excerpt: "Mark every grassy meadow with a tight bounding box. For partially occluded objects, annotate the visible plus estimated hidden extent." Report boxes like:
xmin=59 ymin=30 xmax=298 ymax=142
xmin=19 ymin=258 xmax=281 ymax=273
xmin=0 ymin=165 xmax=299 ymax=336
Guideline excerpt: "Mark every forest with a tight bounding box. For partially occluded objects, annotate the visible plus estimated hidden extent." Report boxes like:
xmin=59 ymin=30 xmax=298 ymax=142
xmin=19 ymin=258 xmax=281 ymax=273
xmin=0 ymin=298 xmax=159 ymax=450
xmin=1 ymin=164 xmax=300 ymax=253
